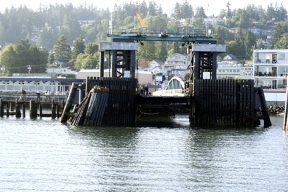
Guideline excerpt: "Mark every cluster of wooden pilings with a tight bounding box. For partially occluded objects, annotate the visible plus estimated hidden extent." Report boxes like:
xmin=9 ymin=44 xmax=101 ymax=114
xmin=60 ymin=77 xmax=138 ymax=127
xmin=0 ymin=98 xmax=64 ymax=119
xmin=70 ymin=86 xmax=109 ymax=126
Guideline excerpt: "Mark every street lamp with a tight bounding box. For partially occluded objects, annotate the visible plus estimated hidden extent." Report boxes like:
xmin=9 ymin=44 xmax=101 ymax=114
xmin=0 ymin=66 xmax=5 ymax=76
xmin=27 ymin=65 xmax=31 ymax=73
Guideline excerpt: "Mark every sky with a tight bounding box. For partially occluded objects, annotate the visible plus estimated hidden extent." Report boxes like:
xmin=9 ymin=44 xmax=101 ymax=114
xmin=1 ymin=0 xmax=288 ymax=16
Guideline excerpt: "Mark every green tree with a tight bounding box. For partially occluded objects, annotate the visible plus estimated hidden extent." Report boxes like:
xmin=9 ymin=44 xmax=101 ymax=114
xmin=225 ymin=40 xmax=239 ymax=56
xmin=255 ymin=39 xmax=265 ymax=49
xmin=85 ymin=42 xmax=99 ymax=55
xmin=74 ymin=53 xmax=98 ymax=70
xmin=214 ymin=25 xmax=234 ymax=43
xmin=172 ymin=3 xmax=181 ymax=19
xmin=28 ymin=46 xmax=48 ymax=73
xmin=271 ymin=21 xmax=288 ymax=48
xmin=71 ymin=36 xmax=85 ymax=62
xmin=53 ymin=35 xmax=71 ymax=63
xmin=194 ymin=7 xmax=206 ymax=18
xmin=137 ymin=41 xmax=156 ymax=62
xmin=181 ymin=0 xmax=193 ymax=19
xmin=243 ymin=30 xmax=256 ymax=59
xmin=36 ymin=22 xmax=58 ymax=50
xmin=139 ymin=1 xmax=148 ymax=17
xmin=233 ymin=30 xmax=246 ymax=60
xmin=0 ymin=40 xmax=48 ymax=75
xmin=155 ymin=42 xmax=167 ymax=61
xmin=0 ymin=44 xmax=17 ymax=75
xmin=226 ymin=1 xmax=232 ymax=18
xmin=273 ymin=33 xmax=288 ymax=49
xmin=61 ymin=14 xmax=83 ymax=44
xmin=48 ymin=53 xmax=55 ymax=65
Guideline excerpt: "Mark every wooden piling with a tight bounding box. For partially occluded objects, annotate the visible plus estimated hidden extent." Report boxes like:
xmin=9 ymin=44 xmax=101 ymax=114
xmin=30 ymin=100 xmax=37 ymax=119
xmin=22 ymin=103 xmax=26 ymax=118
xmin=15 ymin=101 xmax=21 ymax=118
xmin=56 ymin=104 xmax=60 ymax=118
xmin=39 ymin=104 xmax=43 ymax=118
xmin=283 ymin=86 xmax=288 ymax=132
xmin=51 ymin=101 xmax=56 ymax=119
xmin=6 ymin=102 xmax=9 ymax=117
xmin=60 ymin=83 xmax=77 ymax=123
xmin=0 ymin=99 xmax=4 ymax=117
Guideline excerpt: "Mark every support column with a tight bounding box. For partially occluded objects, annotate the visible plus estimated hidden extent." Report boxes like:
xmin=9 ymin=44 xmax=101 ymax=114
xmin=111 ymin=50 xmax=117 ymax=78
xmin=194 ymin=52 xmax=200 ymax=80
xmin=212 ymin=53 xmax=218 ymax=80
xmin=130 ymin=50 xmax=136 ymax=79
xmin=100 ymin=51 xmax=105 ymax=77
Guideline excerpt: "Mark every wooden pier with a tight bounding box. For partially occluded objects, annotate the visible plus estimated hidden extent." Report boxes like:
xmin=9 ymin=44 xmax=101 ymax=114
xmin=0 ymin=99 xmax=64 ymax=119
xmin=0 ymin=77 xmax=272 ymax=128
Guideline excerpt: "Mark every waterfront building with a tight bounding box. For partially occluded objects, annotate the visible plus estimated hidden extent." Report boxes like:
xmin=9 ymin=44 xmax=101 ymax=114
xmin=217 ymin=54 xmax=253 ymax=80
xmin=217 ymin=64 xmax=253 ymax=80
xmin=253 ymin=49 xmax=288 ymax=105
xmin=0 ymin=76 xmax=83 ymax=95
xmin=253 ymin=49 xmax=288 ymax=89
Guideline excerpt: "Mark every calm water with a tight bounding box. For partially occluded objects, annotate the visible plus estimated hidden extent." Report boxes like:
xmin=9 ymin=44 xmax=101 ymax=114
xmin=0 ymin=115 xmax=288 ymax=192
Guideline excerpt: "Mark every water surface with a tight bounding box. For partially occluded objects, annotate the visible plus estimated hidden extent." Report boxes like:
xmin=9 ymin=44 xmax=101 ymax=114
xmin=0 ymin=116 xmax=287 ymax=191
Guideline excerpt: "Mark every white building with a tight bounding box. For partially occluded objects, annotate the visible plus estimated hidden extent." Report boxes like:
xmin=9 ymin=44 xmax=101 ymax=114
xmin=217 ymin=65 xmax=253 ymax=80
xmin=253 ymin=49 xmax=288 ymax=90
xmin=162 ymin=53 xmax=190 ymax=79
xmin=46 ymin=68 xmax=77 ymax=76
xmin=253 ymin=49 xmax=288 ymax=105
xmin=217 ymin=54 xmax=253 ymax=80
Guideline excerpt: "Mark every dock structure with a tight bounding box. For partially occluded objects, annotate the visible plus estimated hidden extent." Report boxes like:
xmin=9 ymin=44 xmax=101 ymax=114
xmin=0 ymin=33 xmax=273 ymax=128
xmin=58 ymin=33 xmax=272 ymax=128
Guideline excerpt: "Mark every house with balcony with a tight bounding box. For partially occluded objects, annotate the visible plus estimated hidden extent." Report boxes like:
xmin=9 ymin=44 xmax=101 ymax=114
xmin=162 ymin=53 xmax=190 ymax=80
xmin=253 ymin=49 xmax=288 ymax=106
xmin=253 ymin=49 xmax=288 ymax=90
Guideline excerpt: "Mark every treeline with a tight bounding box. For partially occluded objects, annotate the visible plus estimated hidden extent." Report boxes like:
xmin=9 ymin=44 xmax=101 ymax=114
xmin=0 ymin=0 xmax=288 ymax=75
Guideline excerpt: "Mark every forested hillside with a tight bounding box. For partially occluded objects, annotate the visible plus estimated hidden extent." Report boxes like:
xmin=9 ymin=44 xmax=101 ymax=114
xmin=0 ymin=1 xmax=287 ymax=75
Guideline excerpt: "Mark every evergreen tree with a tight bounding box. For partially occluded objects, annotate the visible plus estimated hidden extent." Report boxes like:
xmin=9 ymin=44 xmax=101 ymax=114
xmin=48 ymin=53 xmax=55 ymax=65
xmin=0 ymin=40 xmax=48 ymax=75
xmin=273 ymin=33 xmax=288 ymax=49
xmin=226 ymin=1 xmax=232 ymax=18
xmin=71 ymin=36 xmax=85 ymax=61
xmin=53 ymin=35 xmax=71 ymax=64
xmin=0 ymin=44 xmax=17 ymax=75
xmin=271 ymin=21 xmax=288 ymax=48
xmin=85 ymin=42 xmax=99 ymax=55
xmin=194 ymin=7 xmax=206 ymax=18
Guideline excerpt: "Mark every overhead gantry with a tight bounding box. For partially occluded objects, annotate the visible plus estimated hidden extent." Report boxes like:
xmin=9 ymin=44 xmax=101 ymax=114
xmin=100 ymin=33 xmax=225 ymax=81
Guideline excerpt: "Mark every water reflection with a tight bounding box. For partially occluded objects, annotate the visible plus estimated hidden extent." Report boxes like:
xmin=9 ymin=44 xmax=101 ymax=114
xmin=0 ymin=116 xmax=288 ymax=191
